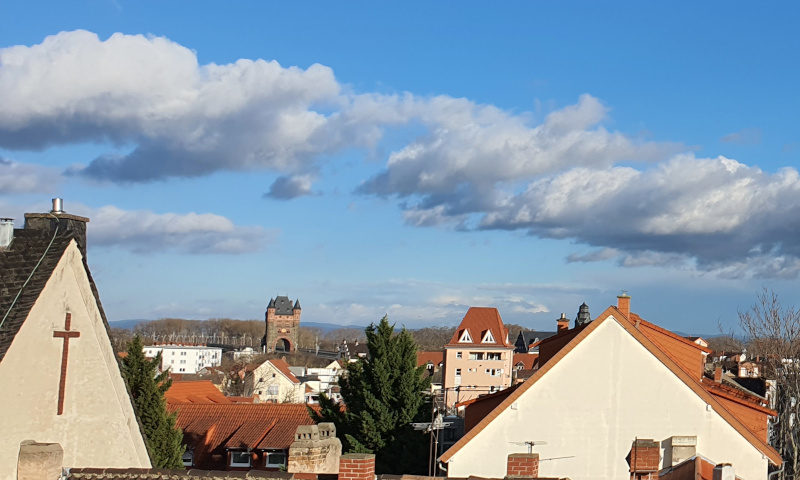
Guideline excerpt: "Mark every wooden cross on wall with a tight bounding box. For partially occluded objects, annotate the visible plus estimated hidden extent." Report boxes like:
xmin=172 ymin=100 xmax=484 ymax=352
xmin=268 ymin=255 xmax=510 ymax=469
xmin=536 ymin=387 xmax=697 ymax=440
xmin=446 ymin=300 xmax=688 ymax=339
xmin=53 ymin=313 xmax=80 ymax=415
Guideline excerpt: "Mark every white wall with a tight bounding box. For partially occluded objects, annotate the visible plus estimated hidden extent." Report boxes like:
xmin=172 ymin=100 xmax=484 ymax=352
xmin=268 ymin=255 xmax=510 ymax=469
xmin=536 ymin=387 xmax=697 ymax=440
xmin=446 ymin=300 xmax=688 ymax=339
xmin=0 ymin=241 xmax=150 ymax=480
xmin=445 ymin=318 xmax=769 ymax=480
xmin=144 ymin=345 xmax=222 ymax=374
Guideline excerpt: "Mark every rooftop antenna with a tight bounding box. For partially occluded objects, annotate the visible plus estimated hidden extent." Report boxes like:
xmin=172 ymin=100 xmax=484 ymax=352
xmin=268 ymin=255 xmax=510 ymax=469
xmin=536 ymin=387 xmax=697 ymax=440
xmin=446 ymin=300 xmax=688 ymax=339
xmin=509 ymin=441 xmax=548 ymax=454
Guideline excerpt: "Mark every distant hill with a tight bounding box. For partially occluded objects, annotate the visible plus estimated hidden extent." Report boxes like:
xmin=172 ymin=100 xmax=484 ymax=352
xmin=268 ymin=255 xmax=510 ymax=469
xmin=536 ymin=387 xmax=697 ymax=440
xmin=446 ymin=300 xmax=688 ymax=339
xmin=108 ymin=319 xmax=148 ymax=330
xmin=108 ymin=319 xmax=365 ymax=333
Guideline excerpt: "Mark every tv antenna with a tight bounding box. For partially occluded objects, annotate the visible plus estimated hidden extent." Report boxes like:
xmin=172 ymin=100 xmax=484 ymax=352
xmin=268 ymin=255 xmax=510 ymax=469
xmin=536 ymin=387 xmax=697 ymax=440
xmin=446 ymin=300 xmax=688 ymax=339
xmin=509 ymin=440 xmax=548 ymax=454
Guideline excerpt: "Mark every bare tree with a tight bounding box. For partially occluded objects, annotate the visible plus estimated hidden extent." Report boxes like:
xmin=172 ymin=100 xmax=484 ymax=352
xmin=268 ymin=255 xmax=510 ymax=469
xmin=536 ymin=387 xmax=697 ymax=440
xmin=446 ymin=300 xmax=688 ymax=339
xmin=739 ymin=289 xmax=800 ymax=479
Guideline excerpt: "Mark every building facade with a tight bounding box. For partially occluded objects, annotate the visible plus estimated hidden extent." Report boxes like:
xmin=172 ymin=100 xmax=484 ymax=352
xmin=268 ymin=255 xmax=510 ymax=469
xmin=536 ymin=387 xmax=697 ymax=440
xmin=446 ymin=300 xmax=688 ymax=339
xmin=263 ymin=296 xmax=301 ymax=352
xmin=144 ymin=344 xmax=222 ymax=374
xmin=442 ymin=307 xmax=514 ymax=408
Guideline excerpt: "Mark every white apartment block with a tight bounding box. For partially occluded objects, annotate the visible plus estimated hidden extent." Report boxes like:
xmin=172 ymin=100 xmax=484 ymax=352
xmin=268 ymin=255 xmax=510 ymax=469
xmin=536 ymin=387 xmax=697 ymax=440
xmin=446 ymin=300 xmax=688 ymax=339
xmin=143 ymin=344 xmax=222 ymax=374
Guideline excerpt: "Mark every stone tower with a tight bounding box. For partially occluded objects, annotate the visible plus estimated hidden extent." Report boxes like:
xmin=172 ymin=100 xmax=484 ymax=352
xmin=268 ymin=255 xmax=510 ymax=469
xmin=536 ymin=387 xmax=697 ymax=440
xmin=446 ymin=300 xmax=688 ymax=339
xmin=263 ymin=296 xmax=301 ymax=352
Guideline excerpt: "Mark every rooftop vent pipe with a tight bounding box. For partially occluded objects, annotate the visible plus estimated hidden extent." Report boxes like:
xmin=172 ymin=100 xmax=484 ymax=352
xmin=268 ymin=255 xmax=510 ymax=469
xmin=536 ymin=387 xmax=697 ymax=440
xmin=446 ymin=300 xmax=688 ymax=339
xmin=51 ymin=198 xmax=63 ymax=214
xmin=0 ymin=218 xmax=13 ymax=248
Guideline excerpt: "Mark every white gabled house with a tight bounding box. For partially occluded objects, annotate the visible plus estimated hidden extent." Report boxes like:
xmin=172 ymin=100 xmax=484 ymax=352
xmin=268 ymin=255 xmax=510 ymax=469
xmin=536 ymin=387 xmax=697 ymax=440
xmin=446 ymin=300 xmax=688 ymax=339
xmin=439 ymin=295 xmax=780 ymax=480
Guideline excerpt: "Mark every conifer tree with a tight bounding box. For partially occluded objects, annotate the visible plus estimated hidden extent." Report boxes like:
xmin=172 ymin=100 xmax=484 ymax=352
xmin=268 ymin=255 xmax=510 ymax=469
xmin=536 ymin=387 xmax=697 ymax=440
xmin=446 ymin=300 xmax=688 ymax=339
xmin=312 ymin=316 xmax=430 ymax=474
xmin=121 ymin=335 xmax=185 ymax=469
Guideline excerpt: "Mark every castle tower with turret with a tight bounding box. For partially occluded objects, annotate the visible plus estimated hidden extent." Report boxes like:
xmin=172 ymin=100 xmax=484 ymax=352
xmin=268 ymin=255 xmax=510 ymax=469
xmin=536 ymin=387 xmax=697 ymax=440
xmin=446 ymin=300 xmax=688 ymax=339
xmin=262 ymin=296 xmax=301 ymax=352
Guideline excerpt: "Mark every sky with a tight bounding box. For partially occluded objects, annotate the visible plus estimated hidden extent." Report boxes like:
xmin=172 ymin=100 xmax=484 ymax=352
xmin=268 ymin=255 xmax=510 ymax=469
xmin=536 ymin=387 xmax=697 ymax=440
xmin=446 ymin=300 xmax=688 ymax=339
xmin=1 ymin=2 xmax=799 ymax=335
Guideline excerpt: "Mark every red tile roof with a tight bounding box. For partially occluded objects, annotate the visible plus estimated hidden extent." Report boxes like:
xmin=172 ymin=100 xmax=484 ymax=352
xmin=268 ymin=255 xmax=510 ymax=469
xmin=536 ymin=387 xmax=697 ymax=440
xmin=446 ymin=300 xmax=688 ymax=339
xmin=417 ymin=351 xmax=445 ymax=367
xmin=165 ymin=380 xmax=230 ymax=405
xmin=168 ymin=403 xmax=319 ymax=470
xmin=269 ymin=358 xmax=301 ymax=384
xmin=446 ymin=307 xmax=513 ymax=348
xmin=512 ymin=352 xmax=538 ymax=370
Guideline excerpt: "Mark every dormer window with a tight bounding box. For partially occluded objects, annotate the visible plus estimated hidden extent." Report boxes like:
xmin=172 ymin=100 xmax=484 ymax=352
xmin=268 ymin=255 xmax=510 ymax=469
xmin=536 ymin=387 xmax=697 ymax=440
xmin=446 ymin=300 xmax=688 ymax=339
xmin=481 ymin=329 xmax=496 ymax=344
xmin=458 ymin=329 xmax=473 ymax=343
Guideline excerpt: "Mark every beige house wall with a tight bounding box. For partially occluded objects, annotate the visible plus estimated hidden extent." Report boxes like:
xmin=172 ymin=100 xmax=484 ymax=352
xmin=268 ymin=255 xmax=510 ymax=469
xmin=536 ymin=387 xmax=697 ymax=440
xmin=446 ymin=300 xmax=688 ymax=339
xmin=0 ymin=241 xmax=150 ymax=480
xmin=445 ymin=317 xmax=769 ymax=480
xmin=251 ymin=361 xmax=302 ymax=403
xmin=443 ymin=346 xmax=513 ymax=407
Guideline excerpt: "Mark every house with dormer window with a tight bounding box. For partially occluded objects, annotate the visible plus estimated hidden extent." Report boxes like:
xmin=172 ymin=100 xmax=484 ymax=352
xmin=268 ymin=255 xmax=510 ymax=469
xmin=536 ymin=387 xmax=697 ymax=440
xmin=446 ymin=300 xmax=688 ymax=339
xmin=442 ymin=307 xmax=514 ymax=407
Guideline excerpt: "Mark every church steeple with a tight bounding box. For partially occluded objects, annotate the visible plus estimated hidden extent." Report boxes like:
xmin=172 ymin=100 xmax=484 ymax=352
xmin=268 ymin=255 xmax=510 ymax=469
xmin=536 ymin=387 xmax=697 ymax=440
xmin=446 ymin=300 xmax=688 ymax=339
xmin=574 ymin=302 xmax=591 ymax=328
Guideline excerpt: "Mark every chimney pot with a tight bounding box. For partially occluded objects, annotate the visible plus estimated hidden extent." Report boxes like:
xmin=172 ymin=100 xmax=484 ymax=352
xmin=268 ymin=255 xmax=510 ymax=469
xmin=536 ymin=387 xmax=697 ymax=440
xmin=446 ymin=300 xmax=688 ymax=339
xmin=17 ymin=441 xmax=63 ymax=480
xmin=557 ymin=313 xmax=569 ymax=332
xmin=51 ymin=198 xmax=63 ymax=214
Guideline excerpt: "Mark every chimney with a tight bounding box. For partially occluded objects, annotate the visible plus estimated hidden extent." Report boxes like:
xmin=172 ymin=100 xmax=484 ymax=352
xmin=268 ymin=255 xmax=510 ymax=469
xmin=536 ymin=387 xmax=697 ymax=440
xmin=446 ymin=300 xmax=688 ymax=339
xmin=17 ymin=441 xmax=63 ymax=480
xmin=339 ymin=453 xmax=375 ymax=480
xmin=628 ymin=439 xmax=660 ymax=480
xmin=288 ymin=423 xmax=342 ymax=474
xmin=24 ymin=199 xmax=90 ymax=259
xmin=714 ymin=366 xmax=723 ymax=383
xmin=0 ymin=218 xmax=13 ymax=248
xmin=557 ymin=313 xmax=569 ymax=332
xmin=713 ymin=464 xmax=735 ymax=480
xmin=617 ymin=292 xmax=631 ymax=319
xmin=507 ymin=453 xmax=539 ymax=478
xmin=668 ymin=436 xmax=696 ymax=466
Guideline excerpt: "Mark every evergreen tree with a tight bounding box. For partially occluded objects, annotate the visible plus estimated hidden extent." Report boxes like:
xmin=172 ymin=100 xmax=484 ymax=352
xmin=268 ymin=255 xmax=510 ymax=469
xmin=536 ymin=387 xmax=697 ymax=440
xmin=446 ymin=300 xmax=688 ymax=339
xmin=312 ymin=316 xmax=430 ymax=474
xmin=121 ymin=335 xmax=185 ymax=469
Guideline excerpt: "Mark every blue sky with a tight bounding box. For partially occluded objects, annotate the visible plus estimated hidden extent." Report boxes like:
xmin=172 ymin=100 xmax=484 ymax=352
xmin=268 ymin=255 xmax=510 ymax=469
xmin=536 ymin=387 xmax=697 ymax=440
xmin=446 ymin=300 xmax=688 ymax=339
xmin=1 ymin=2 xmax=799 ymax=334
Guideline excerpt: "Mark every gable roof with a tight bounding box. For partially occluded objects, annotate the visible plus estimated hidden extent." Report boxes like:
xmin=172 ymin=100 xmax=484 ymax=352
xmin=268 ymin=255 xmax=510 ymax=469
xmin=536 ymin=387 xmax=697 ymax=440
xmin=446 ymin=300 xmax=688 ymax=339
xmin=165 ymin=381 xmax=231 ymax=405
xmin=512 ymin=352 xmax=538 ymax=370
xmin=417 ymin=351 xmax=445 ymax=367
xmin=0 ymin=228 xmax=84 ymax=363
xmin=169 ymin=403 xmax=319 ymax=469
xmin=439 ymin=304 xmax=781 ymax=466
xmin=267 ymin=358 xmax=301 ymax=384
xmin=446 ymin=307 xmax=512 ymax=348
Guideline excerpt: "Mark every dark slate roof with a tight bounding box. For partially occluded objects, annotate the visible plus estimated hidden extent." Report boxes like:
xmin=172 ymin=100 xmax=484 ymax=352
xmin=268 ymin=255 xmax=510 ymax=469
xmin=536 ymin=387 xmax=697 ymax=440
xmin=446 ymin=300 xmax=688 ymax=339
xmin=271 ymin=296 xmax=294 ymax=316
xmin=0 ymin=228 xmax=80 ymax=363
xmin=293 ymin=299 xmax=301 ymax=310
xmin=514 ymin=330 xmax=557 ymax=351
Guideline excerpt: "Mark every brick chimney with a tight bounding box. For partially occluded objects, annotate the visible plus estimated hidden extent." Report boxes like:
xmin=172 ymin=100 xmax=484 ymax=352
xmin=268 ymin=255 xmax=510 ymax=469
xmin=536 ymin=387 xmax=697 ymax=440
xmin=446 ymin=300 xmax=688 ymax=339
xmin=288 ymin=423 xmax=342 ymax=474
xmin=507 ymin=453 xmax=539 ymax=478
xmin=24 ymin=199 xmax=89 ymax=259
xmin=628 ymin=439 xmax=660 ymax=480
xmin=556 ymin=313 xmax=569 ymax=332
xmin=714 ymin=366 xmax=723 ymax=383
xmin=17 ymin=441 xmax=63 ymax=480
xmin=617 ymin=292 xmax=631 ymax=319
xmin=339 ymin=453 xmax=375 ymax=480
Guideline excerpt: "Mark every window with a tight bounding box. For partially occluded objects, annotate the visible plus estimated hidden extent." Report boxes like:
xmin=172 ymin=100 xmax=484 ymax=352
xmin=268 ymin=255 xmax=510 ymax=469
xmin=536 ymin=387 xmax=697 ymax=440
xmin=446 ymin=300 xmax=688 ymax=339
xmin=456 ymin=352 xmax=462 ymax=359
xmin=265 ymin=450 xmax=287 ymax=468
xmin=486 ymin=369 xmax=502 ymax=377
xmin=469 ymin=352 xmax=484 ymax=361
xmin=230 ymin=450 xmax=251 ymax=467
xmin=182 ymin=450 xmax=193 ymax=467
xmin=181 ymin=352 xmax=187 ymax=356
xmin=267 ymin=385 xmax=280 ymax=396
xmin=481 ymin=330 xmax=496 ymax=343
xmin=458 ymin=329 xmax=473 ymax=343
xmin=455 ymin=368 xmax=461 ymax=377
xmin=486 ymin=353 xmax=502 ymax=360
xmin=180 ymin=360 xmax=186 ymax=364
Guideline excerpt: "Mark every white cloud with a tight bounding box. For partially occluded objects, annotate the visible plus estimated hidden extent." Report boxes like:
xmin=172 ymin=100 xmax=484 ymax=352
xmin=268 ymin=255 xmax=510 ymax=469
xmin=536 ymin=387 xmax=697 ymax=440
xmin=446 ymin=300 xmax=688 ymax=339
xmin=86 ymin=205 xmax=272 ymax=254
xmin=0 ymin=157 xmax=61 ymax=194
xmin=264 ymin=174 xmax=315 ymax=200
xmin=720 ymin=127 xmax=762 ymax=145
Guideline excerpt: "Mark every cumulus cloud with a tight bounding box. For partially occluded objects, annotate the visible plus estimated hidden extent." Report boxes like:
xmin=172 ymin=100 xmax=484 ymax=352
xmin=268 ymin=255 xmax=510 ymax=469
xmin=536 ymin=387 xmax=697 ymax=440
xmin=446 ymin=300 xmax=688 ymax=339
xmin=87 ymin=205 xmax=272 ymax=254
xmin=0 ymin=30 xmax=357 ymax=182
xmin=0 ymin=158 xmax=61 ymax=194
xmin=720 ymin=127 xmax=762 ymax=145
xmin=263 ymin=174 xmax=315 ymax=200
